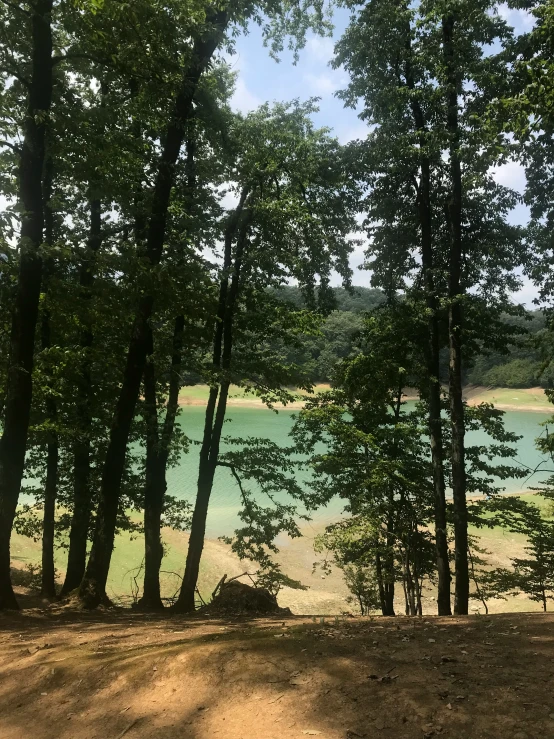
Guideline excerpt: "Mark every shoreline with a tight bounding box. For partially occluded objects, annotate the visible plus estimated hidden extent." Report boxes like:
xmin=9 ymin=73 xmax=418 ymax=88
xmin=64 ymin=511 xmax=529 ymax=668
xmin=178 ymin=384 xmax=554 ymax=414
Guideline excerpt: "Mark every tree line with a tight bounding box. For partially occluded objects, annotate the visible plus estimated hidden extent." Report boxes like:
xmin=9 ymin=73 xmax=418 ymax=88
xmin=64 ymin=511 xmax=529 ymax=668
xmin=1 ymin=0 xmax=554 ymax=617
xmin=274 ymin=285 xmax=554 ymax=388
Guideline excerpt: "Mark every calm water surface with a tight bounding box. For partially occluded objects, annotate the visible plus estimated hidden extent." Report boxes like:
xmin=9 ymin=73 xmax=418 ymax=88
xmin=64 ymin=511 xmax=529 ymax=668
xmin=167 ymin=405 xmax=553 ymax=537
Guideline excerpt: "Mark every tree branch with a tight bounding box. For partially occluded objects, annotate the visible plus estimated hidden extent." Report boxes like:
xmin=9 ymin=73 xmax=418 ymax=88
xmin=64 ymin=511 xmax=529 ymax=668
xmin=0 ymin=139 xmax=20 ymax=154
xmin=0 ymin=0 xmax=30 ymax=17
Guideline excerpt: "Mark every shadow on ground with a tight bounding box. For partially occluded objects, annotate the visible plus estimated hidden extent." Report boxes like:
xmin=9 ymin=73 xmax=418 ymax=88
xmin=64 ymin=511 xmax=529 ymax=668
xmin=0 ymin=607 xmax=553 ymax=739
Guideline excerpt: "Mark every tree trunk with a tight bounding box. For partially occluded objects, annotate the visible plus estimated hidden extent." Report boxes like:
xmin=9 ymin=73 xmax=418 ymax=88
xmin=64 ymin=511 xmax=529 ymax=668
xmin=443 ymin=13 xmax=468 ymax=616
xmin=62 ymin=453 xmax=91 ymax=595
xmin=140 ymin=350 xmax=165 ymax=610
xmin=405 ymin=34 xmax=451 ymax=617
xmin=383 ymin=519 xmax=396 ymax=616
xmin=139 ymin=129 xmax=191 ymax=609
xmin=79 ymin=14 xmax=227 ymax=607
xmin=61 ymin=197 xmax=102 ymax=596
xmin=175 ymin=381 xmax=230 ymax=612
xmin=415 ymin=572 xmax=423 ymax=616
xmin=40 ymin=154 xmax=58 ymax=600
xmin=375 ymin=550 xmax=387 ymax=616
xmin=139 ymin=316 xmax=184 ymax=609
xmin=404 ymin=555 xmax=417 ymax=616
xmin=174 ymin=191 xmax=252 ymax=613
xmin=402 ymin=577 xmax=409 ymax=615
xmin=0 ymin=0 xmax=53 ymax=611
xmin=41 ymin=433 xmax=58 ymax=598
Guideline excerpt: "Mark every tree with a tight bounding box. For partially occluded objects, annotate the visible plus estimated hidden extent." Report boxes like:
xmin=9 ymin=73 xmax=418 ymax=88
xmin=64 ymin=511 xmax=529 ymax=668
xmin=0 ymin=0 xmax=54 ymax=610
xmin=292 ymin=304 xmax=436 ymax=616
xmin=334 ymin=0 xmax=524 ymax=615
xmin=475 ymin=496 xmax=554 ymax=612
xmin=173 ymin=100 xmax=359 ymax=611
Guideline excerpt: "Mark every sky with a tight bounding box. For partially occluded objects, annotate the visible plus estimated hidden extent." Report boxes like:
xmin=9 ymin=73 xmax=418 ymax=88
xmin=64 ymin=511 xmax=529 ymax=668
xmin=224 ymin=3 xmax=538 ymax=306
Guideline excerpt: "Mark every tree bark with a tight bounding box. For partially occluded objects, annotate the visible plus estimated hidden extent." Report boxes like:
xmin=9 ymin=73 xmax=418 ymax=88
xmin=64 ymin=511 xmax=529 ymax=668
xmin=174 ymin=192 xmax=251 ymax=613
xmin=443 ymin=13 xmax=468 ymax=616
xmin=404 ymin=35 xmax=452 ymax=616
xmin=375 ymin=549 xmax=394 ymax=616
xmin=0 ymin=0 xmax=53 ymax=610
xmin=138 ymin=316 xmax=184 ymax=609
xmin=61 ymin=198 xmax=102 ymax=596
xmin=39 ymin=295 xmax=58 ymax=599
xmin=412 ymin=150 xmax=451 ymax=615
xmin=41 ymin=431 xmax=58 ymax=597
xmin=79 ymin=12 xmax=228 ymax=607
xmin=39 ymin=154 xmax=58 ymax=599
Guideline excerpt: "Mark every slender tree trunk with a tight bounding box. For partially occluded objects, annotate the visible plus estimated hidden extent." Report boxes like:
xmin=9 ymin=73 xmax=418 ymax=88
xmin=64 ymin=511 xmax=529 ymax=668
xmin=375 ymin=551 xmax=388 ymax=617
xmin=468 ymin=544 xmax=487 ymax=614
xmin=383 ymin=518 xmax=396 ymax=616
xmin=415 ymin=571 xmax=423 ymax=616
xmin=41 ymin=434 xmax=58 ymax=597
xmin=79 ymin=15 xmax=227 ymax=607
xmin=175 ymin=380 xmax=230 ymax=611
xmin=0 ymin=0 xmax=53 ymax=610
xmin=405 ymin=35 xmax=451 ymax=616
xmin=375 ymin=545 xmax=395 ymax=616
xmin=402 ymin=573 xmax=409 ymax=616
xmin=174 ymin=190 xmax=251 ymax=613
xmin=443 ymin=13 xmax=468 ymax=616
xmin=140 ymin=130 xmax=191 ymax=609
xmin=40 ymin=289 xmax=59 ymax=599
xmin=61 ymin=198 xmax=102 ymax=596
xmin=404 ymin=555 xmax=417 ymax=616
xmin=139 ymin=316 xmax=184 ymax=609
xmin=140 ymin=348 xmax=165 ymax=610
xmin=40 ymin=155 xmax=58 ymax=599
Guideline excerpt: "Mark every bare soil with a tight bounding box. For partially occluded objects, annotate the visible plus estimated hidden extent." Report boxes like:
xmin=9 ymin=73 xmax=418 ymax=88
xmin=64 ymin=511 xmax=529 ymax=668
xmin=1 ymin=605 xmax=553 ymax=739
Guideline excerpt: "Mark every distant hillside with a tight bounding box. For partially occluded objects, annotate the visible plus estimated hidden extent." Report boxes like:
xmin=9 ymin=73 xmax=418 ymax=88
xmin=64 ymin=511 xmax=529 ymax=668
xmin=270 ymin=286 xmax=552 ymax=389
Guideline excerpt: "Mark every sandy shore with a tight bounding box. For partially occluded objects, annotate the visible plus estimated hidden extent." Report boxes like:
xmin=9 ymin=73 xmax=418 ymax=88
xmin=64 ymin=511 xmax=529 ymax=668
xmin=179 ymin=384 xmax=553 ymax=413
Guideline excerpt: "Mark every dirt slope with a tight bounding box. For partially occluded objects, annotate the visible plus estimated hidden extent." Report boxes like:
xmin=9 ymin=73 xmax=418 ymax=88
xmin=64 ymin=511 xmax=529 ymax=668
xmin=1 ymin=608 xmax=553 ymax=739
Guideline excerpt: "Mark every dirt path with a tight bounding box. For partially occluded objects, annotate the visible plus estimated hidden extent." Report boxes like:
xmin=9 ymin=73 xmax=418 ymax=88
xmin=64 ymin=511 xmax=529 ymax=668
xmin=1 ymin=608 xmax=553 ymax=739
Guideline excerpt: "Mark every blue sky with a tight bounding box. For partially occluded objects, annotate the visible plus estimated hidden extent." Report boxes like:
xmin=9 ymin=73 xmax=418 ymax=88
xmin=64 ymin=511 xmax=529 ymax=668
xmin=225 ymin=3 xmax=538 ymax=305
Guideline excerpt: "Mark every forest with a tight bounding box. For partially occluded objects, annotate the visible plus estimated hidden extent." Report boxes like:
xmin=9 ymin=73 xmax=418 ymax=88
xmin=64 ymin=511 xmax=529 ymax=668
xmin=275 ymin=285 xmax=553 ymax=387
xmin=2 ymin=0 xmax=554 ymax=632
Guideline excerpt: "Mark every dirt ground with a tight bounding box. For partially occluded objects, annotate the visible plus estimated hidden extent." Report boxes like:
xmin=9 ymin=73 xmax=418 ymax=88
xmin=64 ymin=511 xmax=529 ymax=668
xmin=1 ymin=605 xmax=553 ymax=739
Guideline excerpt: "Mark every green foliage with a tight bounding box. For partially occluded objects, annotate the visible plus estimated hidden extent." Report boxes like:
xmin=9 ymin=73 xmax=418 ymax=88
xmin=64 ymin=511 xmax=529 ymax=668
xmin=472 ymin=495 xmax=554 ymax=611
xmin=341 ymin=564 xmax=381 ymax=616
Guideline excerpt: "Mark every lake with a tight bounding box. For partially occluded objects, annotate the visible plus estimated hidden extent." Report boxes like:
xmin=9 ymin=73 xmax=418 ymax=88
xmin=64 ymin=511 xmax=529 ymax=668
xmin=168 ymin=404 xmax=554 ymax=538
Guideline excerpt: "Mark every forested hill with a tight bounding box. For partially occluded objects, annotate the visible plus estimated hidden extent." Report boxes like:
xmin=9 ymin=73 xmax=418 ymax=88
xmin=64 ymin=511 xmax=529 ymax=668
xmin=273 ymin=286 xmax=549 ymax=388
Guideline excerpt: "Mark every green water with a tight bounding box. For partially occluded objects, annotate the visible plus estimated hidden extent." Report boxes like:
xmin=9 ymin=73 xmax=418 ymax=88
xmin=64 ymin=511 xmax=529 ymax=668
xmin=167 ymin=405 xmax=553 ymax=538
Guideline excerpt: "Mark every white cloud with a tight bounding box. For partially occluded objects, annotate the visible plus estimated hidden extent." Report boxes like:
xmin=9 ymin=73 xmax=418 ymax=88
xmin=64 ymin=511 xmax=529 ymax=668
xmin=230 ymin=78 xmax=261 ymax=114
xmin=304 ymin=72 xmax=338 ymax=96
xmin=497 ymin=3 xmax=535 ymax=33
xmin=305 ymin=35 xmax=335 ymax=64
xmin=510 ymin=275 xmax=539 ymax=308
xmin=304 ymin=71 xmax=345 ymax=97
xmin=490 ymin=160 xmax=527 ymax=193
xmin=337 ymin=122 xmax=369 ymax=144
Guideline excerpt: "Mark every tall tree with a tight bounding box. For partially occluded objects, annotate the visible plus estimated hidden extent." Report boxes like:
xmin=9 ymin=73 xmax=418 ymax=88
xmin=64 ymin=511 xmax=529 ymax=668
xmin=335 ymin=0 xmax=453 ymax=613
xmin=335 ymin=0 xmax=524 ymax=614
xmin=0 ymin=0 xmax=54 ymax=610
xmin=174 ymin=101 xmax=359 ymax=611
xmin=78 ymin=8 xmax=229 ymax=607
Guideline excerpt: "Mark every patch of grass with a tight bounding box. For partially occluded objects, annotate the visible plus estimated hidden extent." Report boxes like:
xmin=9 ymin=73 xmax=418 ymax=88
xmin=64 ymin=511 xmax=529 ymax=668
xmin=178 ymin=383 xmax=332 ymax=406
xmin=466 ymin=387 xmax=551 ymax=411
